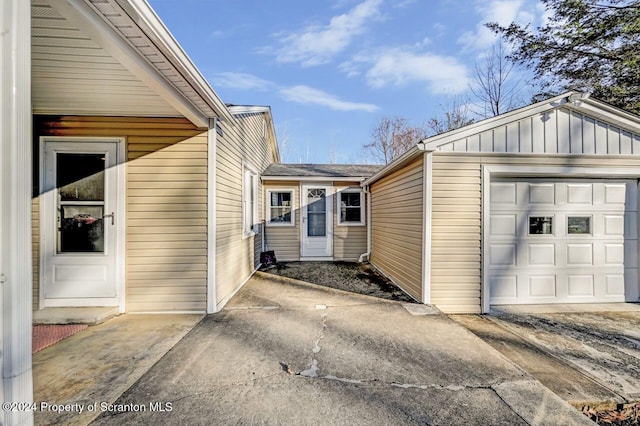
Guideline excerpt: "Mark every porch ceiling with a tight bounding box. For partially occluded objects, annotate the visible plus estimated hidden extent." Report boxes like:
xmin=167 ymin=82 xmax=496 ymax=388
xmin=31 ymin=0 xmax=230 ymax=127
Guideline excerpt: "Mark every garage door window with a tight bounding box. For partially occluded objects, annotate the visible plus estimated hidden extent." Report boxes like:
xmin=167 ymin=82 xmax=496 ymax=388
xmin=529 ymin=216 xmax=553 ymax=235
xmin=568 ymin=216 xmax=591 ymax=235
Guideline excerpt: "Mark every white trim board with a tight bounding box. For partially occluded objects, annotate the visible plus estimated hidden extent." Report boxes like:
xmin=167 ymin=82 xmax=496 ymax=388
xmin=207 ymin=119 xmax=217 ymax=313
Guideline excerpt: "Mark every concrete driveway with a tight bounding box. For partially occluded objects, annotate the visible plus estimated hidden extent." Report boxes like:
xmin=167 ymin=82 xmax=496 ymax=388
xmin=87 ymin=273 xmax=589 ymax=425
xmin=453 ymin=303 xmax=640 ymax=423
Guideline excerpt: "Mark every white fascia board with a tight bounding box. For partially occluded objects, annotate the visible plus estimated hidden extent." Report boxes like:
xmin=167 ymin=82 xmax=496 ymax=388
xmin=228 ymin=105 xmax=271 ymax=115
xmin=362 ymin=143 xmax=427 ymax=186
xmin=57 ymin=0 xmax=209 ymax=128
xmin=122 ymin=0 xmax=235 ymax=125
xmin=261 ymin=176 xmax=367 ymax=182
xmin=422 ymin=92 xmax=573 ymax=151
xmin=570 ymin=99 xmax=640 ymax=133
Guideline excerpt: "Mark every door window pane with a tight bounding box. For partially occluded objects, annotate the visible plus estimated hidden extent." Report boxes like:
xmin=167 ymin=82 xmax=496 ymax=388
xmin=307 ymin=189 xmax=326 ymax=236
xmin=56 ymin=153 xmax=106 ymax=253
xmin=57 ymin=153 xmax=105 ymax=201
xmin=59 ymin=206 xmax=104 ymax=252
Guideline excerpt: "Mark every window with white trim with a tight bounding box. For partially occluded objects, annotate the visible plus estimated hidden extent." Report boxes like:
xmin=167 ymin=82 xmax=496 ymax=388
xmin=338 ymin=189 xmax=364 ymax=225
xmin=243 ymin=165 xmax=258 ymax=237
xmin=267 ymin=190 xmax=294 ymax=225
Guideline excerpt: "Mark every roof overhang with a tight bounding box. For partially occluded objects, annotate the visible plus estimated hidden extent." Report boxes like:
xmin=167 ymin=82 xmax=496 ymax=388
xmin=261 ymin=176 xmax=370 ymax=182
xmin=32 ymin=0 xmax=234 ymax=128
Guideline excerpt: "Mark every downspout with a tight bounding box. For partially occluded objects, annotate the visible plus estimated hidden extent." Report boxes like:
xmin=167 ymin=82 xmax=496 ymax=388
xmin=358 ymin=183 xmax=372 ymax=263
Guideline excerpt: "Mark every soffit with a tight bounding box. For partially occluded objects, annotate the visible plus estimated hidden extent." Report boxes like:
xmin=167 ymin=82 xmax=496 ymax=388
xmin=31 ymin=0 xmax=230 ymax=126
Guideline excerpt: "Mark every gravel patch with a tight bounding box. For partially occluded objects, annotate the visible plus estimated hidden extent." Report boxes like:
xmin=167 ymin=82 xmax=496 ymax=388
xmin=260 ymin=261 xmax=415 ymax=303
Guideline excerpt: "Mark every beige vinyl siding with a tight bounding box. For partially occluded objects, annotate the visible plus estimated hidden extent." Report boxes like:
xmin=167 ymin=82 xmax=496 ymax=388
xmin=431 ymin=152 xmax=640 ymax=314
xmin=216 ymin=113 xmax=278 ymax=305
xmin=334 ymin=186 xmax=367 ymax=261
xmin=263 ymin=181 xmax=300 ymax=261
xmin=430 ymin=154 xmax=482 ymax=314
xmin=370 ymin=156 xmax=424 ymax=300
xmin=34 ymin=116 xmax=207 ymax=312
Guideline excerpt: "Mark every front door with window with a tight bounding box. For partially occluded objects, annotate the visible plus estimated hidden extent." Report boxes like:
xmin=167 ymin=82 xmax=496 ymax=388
xmin=301 ymin=185 xmax=333 ymax=258
xmin=41 ymin=140 xmax=121 ymax=306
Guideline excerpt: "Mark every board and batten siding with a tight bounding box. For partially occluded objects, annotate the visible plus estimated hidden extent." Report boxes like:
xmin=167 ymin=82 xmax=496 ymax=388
xmin=439 ymin=107 xmax=640 ymax=155
xmin=333 ymin=185 xmax=368 ymax=261
xmin=216 ymin=113 xmax=278 ymax=306
xmin=33 ymin=116 xmax=208 ymax=312
xmin=370 ymin=156 xmax=424 ymax=300
xmin=263 ymin=181 xmax=300 ymax=261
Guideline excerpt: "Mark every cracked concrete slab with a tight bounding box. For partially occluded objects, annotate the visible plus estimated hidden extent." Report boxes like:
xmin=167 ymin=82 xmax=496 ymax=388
xmin=33 ymin=314 xmax=203 ymax=426
xmin=486 ymin=310 xmax=640 ymax=402
xmin=85 ymin=275 xmax=591 ymax=425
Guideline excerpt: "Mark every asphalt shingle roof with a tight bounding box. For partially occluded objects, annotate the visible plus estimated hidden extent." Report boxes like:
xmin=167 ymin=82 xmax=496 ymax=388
xmin=262 ymin=163 xmax=383 ymax=178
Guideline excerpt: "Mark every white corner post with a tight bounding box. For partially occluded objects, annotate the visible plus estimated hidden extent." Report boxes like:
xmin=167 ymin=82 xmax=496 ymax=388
xmin=0 ymin=0 xmax=33 ymax=425
xmin=207 ymin=118 xmax=218 ymax=313
xmin=1 ymin=0 xmax=34 ymax=424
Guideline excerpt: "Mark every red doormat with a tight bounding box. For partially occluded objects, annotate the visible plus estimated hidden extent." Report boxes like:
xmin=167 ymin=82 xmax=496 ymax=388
xmin=33 ymin=325 xmax=88 ymax=353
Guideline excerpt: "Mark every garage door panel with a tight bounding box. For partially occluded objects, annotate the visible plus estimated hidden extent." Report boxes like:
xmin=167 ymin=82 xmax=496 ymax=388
xmin=489 ymin=244 xmax=516 ymax=266
xmin=528 ymin=244 xmax=555 ymax=266
xmin=490 ymin=275 xmax=517 ymax=299
xmin=566 ymin=244 xmax=593 ymax=266
xmin=528 ymin=183 xmax=555 ymax=204
xmin=490 ymin=179 xmax=636 ymax=305
xmin=491 ymin=182 xmax=517 ymax=205
xmin=568 ymin=275 xmax=594 ymax=297
xmin=490 ymin=214 xmax=517 ymax=236
xmin=604 ymin=184 xmax=627 ymax=204
xmin=528 ymin=275 xmax=556 ymax=298
xmin=604 ymin=215 xmax=625 ymax=236
xmin=604 ymin=244 xmax=625 ymax=265
xmin=567 ymin=183 xmax=593 ymax=204
xmin=605 ymin=275 xmax=625 ymax=296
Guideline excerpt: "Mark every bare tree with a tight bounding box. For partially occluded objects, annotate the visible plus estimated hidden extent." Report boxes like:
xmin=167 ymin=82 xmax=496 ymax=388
xmin=426 ymin=97 xmax=475 ymax=135
xmin=364 ymin=116 xmax=427 ymax=164
xmin=470 ymin=41 xmax=523 ymax=117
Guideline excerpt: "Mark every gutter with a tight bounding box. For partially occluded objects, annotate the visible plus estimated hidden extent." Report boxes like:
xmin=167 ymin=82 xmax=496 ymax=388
xmin=120 ymin=0 xmax=236 ymax=124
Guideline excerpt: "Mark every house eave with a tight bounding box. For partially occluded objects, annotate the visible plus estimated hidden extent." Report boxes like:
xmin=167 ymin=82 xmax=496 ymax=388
xmin=362 ymin=142 xmax=427 ymax=187
xmin=261 ymin=176 xmax=369 ymax=182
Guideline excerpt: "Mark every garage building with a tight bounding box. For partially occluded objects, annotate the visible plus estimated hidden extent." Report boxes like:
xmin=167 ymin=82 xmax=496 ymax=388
xmin=363 ymin=93 xmax=640 ymax=314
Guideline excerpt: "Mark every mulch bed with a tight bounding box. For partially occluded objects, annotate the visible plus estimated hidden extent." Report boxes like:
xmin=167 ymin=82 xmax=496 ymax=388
xmin=260 ymin=261 xmax=415 ymax=303
xmin=33 ymin=324 xmax=88 ymax=353
xmin=581 ymin=403 xmax=640 ymax=425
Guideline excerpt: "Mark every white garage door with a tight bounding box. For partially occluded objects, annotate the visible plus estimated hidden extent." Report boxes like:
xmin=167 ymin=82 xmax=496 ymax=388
xmin=489 ymin=179 xmax=638 ymax=305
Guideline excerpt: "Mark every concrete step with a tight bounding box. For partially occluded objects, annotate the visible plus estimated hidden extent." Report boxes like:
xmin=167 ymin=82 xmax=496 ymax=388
xmin=33 ymin=307 xmax=120 ymax=325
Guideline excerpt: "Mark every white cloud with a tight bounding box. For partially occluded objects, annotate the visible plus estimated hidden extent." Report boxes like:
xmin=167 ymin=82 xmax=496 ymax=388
xmin=211 ymin=72 xmax=274 ymax=91
xmin=279 ymin=85 xmax=379 ymax=112
xmin=457 ymin=0 xmax=536 ymax=52
xmin=272 ymin=0 xmax=384 ymax=67
xmin=346 ymin=48 xmax=470 ymax=94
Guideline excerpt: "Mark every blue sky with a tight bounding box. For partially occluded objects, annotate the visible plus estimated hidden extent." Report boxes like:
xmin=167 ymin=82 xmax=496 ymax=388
xmin=148 ymin=0 xmax=547 ymax=164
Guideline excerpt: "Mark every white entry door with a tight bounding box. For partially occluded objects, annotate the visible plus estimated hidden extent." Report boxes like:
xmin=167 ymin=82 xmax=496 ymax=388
xmin=489 ymin=179 xmax=638 ymax=305
xmin=301 ymin=185 xmax=333 ymax=258
xmin=41 ymin=140 xmax=121 ymax=306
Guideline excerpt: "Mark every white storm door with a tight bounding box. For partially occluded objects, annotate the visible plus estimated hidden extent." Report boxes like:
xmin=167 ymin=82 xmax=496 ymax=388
xmin=42 ymin=141 xmax=120 ymax=304
xmin=301 ymin=185 xmax=333 ymax=258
